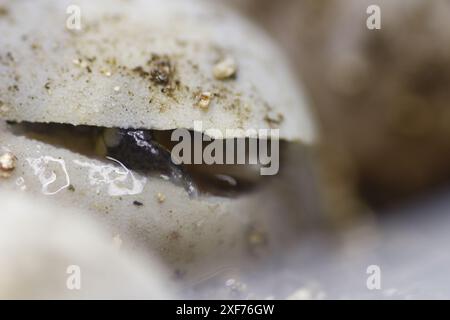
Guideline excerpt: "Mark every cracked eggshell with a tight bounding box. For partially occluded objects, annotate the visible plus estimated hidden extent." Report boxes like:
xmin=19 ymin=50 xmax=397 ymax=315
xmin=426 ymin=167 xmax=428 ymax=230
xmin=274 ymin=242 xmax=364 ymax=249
xmin=0 ymin=124 xmax=314 ymax=280
xmin=0 ymin=0 xmax=315 ymax=142
xmin=0 ymin=0 xmax=319 ymax=281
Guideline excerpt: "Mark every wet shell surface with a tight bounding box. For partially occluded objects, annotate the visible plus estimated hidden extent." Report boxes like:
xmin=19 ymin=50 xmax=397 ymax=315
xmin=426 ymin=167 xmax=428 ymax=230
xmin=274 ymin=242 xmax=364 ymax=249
xmin=0 ymin=0 xmax=315 ymax=142
xmin=0 ymin=122 xmax=316 ymax=279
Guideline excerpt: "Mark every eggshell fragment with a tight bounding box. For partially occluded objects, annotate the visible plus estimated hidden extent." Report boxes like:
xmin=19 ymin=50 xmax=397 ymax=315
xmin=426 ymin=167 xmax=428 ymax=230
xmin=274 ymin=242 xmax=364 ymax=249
xmin=0 ymin=0 xmax=315 ymax=142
